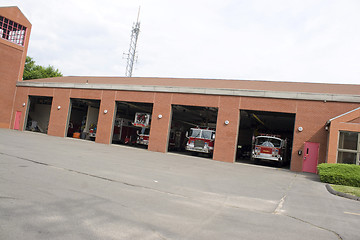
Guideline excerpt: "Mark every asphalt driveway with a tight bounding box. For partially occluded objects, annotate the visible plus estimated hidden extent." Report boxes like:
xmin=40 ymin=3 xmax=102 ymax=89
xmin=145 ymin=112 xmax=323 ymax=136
xmin=0 ymin=129 xmax=359 ymax=240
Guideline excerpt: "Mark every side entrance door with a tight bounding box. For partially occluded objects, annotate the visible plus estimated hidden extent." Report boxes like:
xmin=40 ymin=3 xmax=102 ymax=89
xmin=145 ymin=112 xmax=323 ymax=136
xmin=302 ymin=142 xmax=320 ymax=173
xmin=14 ymin=111 xmax=22 ymax=130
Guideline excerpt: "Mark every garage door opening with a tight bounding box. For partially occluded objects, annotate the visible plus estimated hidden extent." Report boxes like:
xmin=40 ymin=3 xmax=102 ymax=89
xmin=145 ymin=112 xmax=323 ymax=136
xmin=169 ymin=105 xmax=218 ymax=158
xmin=67 ymin=99 xmax=100 ymax=141
xmin=112 ymin=101 xmax=153 ymax=149
xmin=236 ymin=110 xmax=295 ymax=168
xmin=25 ymin=96 xmax=53 ymax=133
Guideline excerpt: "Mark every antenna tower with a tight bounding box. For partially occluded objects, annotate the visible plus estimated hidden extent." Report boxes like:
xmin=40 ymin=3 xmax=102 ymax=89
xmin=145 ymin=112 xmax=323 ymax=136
xmin=125 ymin=7 xmax=141 ymax=77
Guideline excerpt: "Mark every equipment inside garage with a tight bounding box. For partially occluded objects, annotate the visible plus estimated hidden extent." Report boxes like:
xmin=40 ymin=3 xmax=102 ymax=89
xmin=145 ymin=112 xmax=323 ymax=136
xmin=236 ymin=110 xmax=295 ymax=167
xmin=67 ymin=99 xmax=100 ymax=140
xmin=112 ymin=101 xmax=153 ymax=148
xmin=25 ymin=96 xmax=53 ymax=133
xmin=169 ymin=105 xmax=218 ymax=158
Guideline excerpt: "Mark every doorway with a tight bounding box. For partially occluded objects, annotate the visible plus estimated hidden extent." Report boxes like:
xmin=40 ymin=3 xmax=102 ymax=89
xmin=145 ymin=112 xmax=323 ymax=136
xmin=302 ymin=142 xmax=320 ymax=173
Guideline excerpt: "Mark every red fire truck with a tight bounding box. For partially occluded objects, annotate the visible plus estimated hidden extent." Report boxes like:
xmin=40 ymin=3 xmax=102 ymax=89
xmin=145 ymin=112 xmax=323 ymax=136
xmin=88 ymin=118 xmax=138 ymax=144
xmin=185 ymin=127 xmax=215 ymax=156
xmin=88 ymin=124 xmax=96 ymax=141
xmin=251 ymin=134 xmax=288 ymax=166
xmin=133 ymin=113 xmax=151 ymax=146
xmin=112 ymin=118 xmax=138 ymax=144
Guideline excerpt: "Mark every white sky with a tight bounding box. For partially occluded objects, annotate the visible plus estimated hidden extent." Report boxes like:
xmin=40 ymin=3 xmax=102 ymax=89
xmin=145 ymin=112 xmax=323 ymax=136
xmin=2 ymin=0 xmax=360 ymax=84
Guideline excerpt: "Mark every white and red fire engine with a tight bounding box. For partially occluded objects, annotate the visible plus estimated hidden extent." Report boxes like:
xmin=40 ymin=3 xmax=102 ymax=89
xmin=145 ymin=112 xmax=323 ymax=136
xmin=185 ymin=127 xmax=215 ymax=155
xmin=133 ymin=113 xmax=151 ymax=146
xmin=252 ymin=134 xmax=288 ymax=166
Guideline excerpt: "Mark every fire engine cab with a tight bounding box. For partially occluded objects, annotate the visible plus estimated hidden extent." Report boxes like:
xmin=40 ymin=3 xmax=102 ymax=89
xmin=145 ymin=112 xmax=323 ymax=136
xmin=185 ymin=128 xmax=215 ymax=155
xmin=252 ymin=134 xmax=287 ymax=166
xmin=133 ymin=113 xmax=151 ymax=146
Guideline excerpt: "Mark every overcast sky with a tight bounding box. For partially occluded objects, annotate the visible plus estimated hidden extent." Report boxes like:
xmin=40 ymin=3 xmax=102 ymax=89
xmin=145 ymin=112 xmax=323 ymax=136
xmin=2 ymin=0 xmax=360 ymax=84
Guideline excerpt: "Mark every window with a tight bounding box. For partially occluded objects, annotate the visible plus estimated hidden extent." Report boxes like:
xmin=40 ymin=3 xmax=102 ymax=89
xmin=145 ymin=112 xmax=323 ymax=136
xmin=0 ymin=15 xmax=27 ymax=46
xmin=189 ymin=129 xmax=201 ymax=138
xmin=201 ymin=130 xmax=215 ymax=140
xmin=255 ymin=137 xmax=282 ymax=148
xmin=337 ymin=131 xmax=360 ymax=165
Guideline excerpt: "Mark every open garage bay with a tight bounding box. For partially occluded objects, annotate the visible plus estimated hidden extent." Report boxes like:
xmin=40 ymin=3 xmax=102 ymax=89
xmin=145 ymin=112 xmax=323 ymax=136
xmin=112 ymin=101 xmax=153 ymax=149
xmin=67 ymin=99 xmax=100 ymax=141
xmin=169 ymin=105 xmax=218 ymax=159
xmin=237 ymin=110 xmax=295 ymax=168
xmin=25 ymin=96 xmax=52 ymax=134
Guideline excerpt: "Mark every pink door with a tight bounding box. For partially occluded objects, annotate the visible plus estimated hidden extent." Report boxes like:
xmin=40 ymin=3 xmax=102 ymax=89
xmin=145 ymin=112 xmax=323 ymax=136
xmin=14 ymin=111 xmax=22 ymax=130
xmin=302 ymin=142 xmax=320 ymax=173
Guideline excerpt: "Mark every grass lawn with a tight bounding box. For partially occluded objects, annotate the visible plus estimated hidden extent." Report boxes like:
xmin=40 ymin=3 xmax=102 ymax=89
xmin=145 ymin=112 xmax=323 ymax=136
xmin=331 ymin=184 xmax=360 ymax=198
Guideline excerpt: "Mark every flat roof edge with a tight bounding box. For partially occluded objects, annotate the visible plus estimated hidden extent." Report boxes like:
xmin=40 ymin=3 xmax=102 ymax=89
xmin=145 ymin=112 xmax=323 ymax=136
xmin=16 ymin=81 xmax=360 ymax=103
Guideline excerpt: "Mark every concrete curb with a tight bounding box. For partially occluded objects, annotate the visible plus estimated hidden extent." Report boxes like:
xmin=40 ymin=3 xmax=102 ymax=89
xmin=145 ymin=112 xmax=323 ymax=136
xmin=325 ymin=184 xmax=360 ymax=201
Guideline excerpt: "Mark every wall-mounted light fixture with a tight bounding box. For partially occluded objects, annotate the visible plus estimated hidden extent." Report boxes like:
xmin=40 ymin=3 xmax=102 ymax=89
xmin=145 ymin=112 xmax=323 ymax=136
xmin=298 ymin=126 xmax=303 ymax=132
xmin=104 ymin=109 xmax=108 ymax=114
xmin=22 ymin=103 xmax=26 ymax=107
xmin=158 ymin=114 xmax=163 ymax=119
xmin=224 ymin=120 xmax=230 ymax=125
xmin=57 ymin=106 xmax=61 ymax=110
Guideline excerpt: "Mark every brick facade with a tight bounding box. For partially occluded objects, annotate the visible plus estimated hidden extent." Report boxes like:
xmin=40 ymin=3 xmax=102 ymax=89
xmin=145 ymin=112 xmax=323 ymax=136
xmin=2 ymin=6 xmax=359 ymax=172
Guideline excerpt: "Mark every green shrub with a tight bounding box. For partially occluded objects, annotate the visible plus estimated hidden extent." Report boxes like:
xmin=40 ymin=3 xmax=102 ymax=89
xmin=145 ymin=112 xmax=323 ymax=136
xmin=317 ymin=163 xmax=360 ymax=187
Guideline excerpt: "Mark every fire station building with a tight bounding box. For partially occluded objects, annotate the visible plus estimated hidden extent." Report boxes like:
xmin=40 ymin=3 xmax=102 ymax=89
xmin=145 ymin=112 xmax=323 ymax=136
xmin=1 ymin=6 xmax=360 ymax=172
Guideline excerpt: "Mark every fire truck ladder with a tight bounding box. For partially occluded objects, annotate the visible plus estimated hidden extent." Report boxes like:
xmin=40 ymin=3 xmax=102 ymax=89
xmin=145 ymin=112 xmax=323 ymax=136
xmin=125 ymin=7 xmax=141 ymax=77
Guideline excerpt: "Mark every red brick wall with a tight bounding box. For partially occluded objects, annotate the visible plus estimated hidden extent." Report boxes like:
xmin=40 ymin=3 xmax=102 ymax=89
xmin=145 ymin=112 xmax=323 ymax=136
xmin=10 ymin=87 xmax=29 ymax=130
xmin=0 ymin=43 xmax=23 ymax=128
xmin=0 ymin=7 xmax=31 ymax=129
xmin=47 ymin=89 xmax=71 ymax=137
xmin=96 ymin=91 xmax=116 ymax=144
xmin=148 ymin=93 xmax=172 ymax=152
xmin=213 ymin=96 xmax=240 ymax=163
xmin=12 ymin=86 xmax=360 ymax=172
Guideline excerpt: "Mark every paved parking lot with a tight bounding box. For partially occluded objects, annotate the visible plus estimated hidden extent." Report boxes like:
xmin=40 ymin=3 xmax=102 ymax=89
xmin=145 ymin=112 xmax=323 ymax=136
xmin=0 ymin=129 xmax=359 ymax=240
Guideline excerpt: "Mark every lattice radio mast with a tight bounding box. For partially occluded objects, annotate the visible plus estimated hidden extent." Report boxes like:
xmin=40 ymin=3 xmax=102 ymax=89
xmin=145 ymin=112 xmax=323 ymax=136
xmin=124 ymin=7 xmax=141 ymax=77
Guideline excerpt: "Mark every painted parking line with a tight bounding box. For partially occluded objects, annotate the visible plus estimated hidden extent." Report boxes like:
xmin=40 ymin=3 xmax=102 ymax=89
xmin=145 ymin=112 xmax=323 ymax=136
xmin=344 ymin=212 xmax=360 ymax=216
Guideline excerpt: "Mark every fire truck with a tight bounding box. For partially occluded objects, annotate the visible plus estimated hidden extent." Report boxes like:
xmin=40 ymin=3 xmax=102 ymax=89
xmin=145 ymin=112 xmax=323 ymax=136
xmin=251 ymin=134 xmax=288 ymax=166
xmin=133 ymin=113 xmax=151 ymax=146
xmin=185 ymin=127 xmax=215 ymax=155
xmin=88 ymin=118 xmax=138 ymax=144
xmin=89 ymin=124 xmax=96 ymax=141
xmin=112 ymin=118 xmax=138 ymax=144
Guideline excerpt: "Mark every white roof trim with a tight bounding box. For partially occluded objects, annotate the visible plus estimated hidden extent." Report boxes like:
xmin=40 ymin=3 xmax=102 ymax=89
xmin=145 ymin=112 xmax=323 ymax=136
xmin=327 ymin=107 xmax=360 ymax=123
xmin=16 ymin=81 xmax=360 ymax=103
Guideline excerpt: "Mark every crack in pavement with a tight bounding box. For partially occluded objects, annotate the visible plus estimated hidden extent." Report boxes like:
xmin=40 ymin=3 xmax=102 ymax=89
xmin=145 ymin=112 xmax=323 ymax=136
xmin=1 ymin=151 xmax=344 ymax=239
xmin=0 ymin=152 xmax=280 ymax=213
xmin=0 ymin=152 xmax=190 ymax=199
xmin=0 ymin=196 xmax=17 ymax=200
xmin=273 ymin=173 xmax=297 ymax=215
xmin=272 ymin=174 xmax=343 ymax=240
xmin=283 ymin=214 xmax=343 ymax=240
